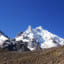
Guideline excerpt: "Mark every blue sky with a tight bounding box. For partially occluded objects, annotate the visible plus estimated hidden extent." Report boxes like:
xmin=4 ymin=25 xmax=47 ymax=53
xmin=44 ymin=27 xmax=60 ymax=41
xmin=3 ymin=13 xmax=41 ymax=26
xmin=0 ymin=0 xmax=64 ymax=38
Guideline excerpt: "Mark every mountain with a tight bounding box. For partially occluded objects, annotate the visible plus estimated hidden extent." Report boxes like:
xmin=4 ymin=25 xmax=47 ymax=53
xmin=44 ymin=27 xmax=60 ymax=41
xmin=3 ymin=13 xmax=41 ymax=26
xmin=0 ymin=30 xmax=9 ymax=47
xmin=0 ymin=26 xmax=64 ymax=51
xmin=0 ymin=26 xmax=64 ymax=64
xmin=15 ymin=26 xmax=64 ymax=51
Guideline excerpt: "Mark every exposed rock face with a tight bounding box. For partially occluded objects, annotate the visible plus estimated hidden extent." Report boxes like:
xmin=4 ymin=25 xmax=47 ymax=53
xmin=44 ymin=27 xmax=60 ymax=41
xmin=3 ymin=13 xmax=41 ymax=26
xmin=2 ymin=40 xmax=30 ymax=52
xmin=2 ymin=40 xmax=17 ymax=51
xmin=16 ymin=40 xmax=30 ymax=52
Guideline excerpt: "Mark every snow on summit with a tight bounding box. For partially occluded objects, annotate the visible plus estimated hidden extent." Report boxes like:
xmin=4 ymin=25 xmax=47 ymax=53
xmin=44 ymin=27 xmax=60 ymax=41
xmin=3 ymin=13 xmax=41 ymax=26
xmin=0 ymin=26 xmax=64 ymax=51
xmin=0 ymin=31 xmax=8 ymax=46
xmin=15 ymin=26 xmax=64 ymax=50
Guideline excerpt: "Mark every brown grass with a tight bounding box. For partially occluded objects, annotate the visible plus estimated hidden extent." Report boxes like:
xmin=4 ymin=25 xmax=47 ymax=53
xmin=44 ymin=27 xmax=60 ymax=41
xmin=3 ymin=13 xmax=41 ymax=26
xmin=0 ymin=46 xmax=64 ymax=64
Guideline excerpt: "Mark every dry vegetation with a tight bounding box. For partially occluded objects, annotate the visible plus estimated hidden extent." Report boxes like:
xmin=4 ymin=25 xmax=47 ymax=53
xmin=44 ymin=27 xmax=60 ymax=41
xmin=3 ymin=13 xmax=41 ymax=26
xmin=0 ymin=46 xmax=64 ymax=64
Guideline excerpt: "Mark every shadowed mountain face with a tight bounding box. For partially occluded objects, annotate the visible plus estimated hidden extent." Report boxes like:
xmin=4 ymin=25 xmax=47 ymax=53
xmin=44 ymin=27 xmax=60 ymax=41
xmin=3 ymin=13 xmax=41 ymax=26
xmin=0 ymin=26 xmax=64 ymax=52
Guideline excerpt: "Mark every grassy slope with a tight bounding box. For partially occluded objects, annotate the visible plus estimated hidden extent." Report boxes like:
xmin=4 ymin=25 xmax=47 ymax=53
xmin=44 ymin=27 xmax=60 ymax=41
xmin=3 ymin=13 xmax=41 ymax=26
xmin=0 ymin=46 xmax=64 ymax=64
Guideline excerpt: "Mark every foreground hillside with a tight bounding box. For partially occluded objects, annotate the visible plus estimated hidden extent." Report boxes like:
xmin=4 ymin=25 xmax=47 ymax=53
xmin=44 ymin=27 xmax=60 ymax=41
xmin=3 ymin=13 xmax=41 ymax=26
xmin=0 ymin=46 xmax=64 ymax=64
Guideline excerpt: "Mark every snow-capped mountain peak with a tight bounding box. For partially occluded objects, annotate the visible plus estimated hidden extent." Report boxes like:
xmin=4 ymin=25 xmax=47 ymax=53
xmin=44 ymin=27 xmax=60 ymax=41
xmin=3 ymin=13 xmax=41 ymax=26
xmin=0 ymin=31 xmax=8 ymax=46
xmin=35 ymin=26 xmax=43 ymax=30
xmin=28 ymin=25 xmax=32 ymax=30
xmin=0 ymin=26 xmax=63 ymax=51
xmin=15 ymin=26 xmax=64 ymax=51
xmin=25 ymin=25 xmax=32 ymax=33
